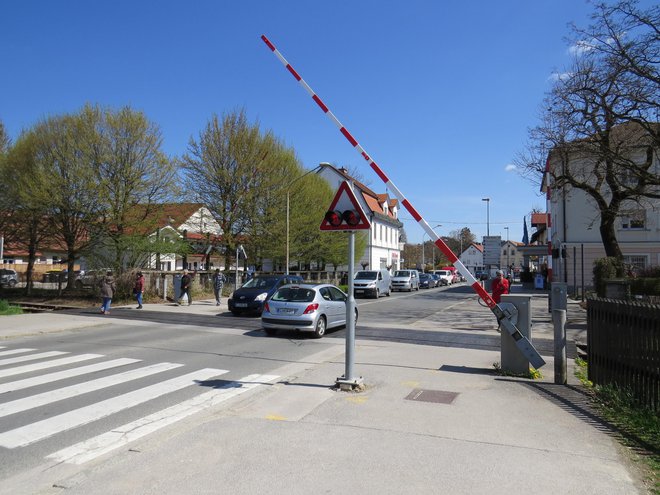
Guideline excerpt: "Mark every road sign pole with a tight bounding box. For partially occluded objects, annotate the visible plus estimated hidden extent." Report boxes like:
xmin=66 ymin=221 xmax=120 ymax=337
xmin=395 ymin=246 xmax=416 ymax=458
xmin=336 ymin=231 xmax=361 ymax=390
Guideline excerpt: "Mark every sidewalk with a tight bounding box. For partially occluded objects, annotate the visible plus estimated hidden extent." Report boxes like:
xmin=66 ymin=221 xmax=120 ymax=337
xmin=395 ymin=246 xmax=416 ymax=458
xmin=0 ymin=295 xmax=646 ymax=494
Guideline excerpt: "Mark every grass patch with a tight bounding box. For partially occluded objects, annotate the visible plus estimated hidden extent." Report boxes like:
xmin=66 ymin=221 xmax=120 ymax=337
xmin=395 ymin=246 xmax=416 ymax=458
xmin=0 ymin=299 xmax=23 ymax=315
xmin=492 ymin=361 xmax=542 ymax=380
xmin=575 ymin=358 xmax=660 ymax=493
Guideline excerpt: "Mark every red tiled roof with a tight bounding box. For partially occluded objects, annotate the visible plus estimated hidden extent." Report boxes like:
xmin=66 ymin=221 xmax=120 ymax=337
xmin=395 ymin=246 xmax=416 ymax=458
xmin=531 ymin=213 xmax=547 ymax=227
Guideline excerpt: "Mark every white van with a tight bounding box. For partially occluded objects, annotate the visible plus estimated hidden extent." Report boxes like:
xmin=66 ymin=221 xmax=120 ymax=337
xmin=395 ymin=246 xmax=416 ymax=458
xmin=353 ymin=269 xmax=391 ymax=298
xmin=391 ymin=269 xmax=420 ymax=292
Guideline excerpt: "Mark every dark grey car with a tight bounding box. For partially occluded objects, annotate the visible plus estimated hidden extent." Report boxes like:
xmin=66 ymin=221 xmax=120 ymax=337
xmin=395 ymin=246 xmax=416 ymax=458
xmin=0 ymin=269 xmax=18 ymax=288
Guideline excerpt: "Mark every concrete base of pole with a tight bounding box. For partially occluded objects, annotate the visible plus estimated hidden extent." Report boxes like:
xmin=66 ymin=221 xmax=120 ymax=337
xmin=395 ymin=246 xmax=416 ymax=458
xmin=500 ymin=295 xmax=532 ymax=375
xmin=335 ymin=376 xmax=364 ymax=392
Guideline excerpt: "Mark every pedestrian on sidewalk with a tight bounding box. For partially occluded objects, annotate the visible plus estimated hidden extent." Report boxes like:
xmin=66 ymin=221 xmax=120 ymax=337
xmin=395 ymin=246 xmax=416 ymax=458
xmin=177 ymin=269 xmax=192 ymax=306
xmin=212 ymin=269 xmax=226 ymax=306
xmin=134 ymin=271 xmax=145 ymax=309
xmin=491 ymin=269 xmax=510 ymax=304
xmin=99 ymin=270 xmax=116 ymax=314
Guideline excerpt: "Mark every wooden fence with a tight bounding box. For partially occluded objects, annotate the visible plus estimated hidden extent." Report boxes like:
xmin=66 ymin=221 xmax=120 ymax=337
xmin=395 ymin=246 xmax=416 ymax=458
xmin=587 ymin=297 xmax=660 ymax=411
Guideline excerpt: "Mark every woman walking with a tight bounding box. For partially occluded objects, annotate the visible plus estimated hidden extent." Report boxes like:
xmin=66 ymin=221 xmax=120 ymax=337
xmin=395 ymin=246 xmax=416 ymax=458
xmin=100 ymin=270 xmax=116 ymax=315
xmin=134 ymin=271 xmax=145 ymax=309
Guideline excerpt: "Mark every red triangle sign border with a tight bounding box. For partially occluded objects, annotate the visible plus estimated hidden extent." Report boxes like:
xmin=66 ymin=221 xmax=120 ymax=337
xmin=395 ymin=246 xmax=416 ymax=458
xmin=319 ymin=181 xmax=371 ymax=231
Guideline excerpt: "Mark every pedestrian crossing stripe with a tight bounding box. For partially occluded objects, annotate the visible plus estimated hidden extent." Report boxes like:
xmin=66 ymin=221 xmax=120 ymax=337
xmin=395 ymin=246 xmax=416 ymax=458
xmin=0 ymin=358 xmax=140 ymax=395
xmin=0 ymin=354 xmax=103 ymax=379
xmin=0 ymin=351 xmax=68 ymax=367
xmin=47 ymin=373 xmax=280 ymax=465
xmin=0 ymin=362 xmax=185 ymax=419
xmin=0 ymin=368 xmax=228 ymax=448
xmin=0 ymin=348 xmax=37 ymax=357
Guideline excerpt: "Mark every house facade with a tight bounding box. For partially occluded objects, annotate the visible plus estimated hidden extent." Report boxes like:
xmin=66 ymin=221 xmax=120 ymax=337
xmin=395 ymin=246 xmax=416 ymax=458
xmin=543 ymin=128 xmax=660 ymax=288
xmin=318 ymin=164 xmax=404 ymax=271
xmin=459 ymin=243 xmax=483 ymax=276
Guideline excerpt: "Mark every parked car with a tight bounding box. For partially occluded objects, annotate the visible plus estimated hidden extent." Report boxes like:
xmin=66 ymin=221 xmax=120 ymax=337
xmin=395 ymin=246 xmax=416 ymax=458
xmin=353 ymin=269 xmax=391 ymax=298
xmin=418 ymin=273 xmax=434 ymax=289
xmin=430 ymin=273 xmax=441 ymax=287
xmin=0 ymin=269 xmax=18 ymax=288
xmin=391 ymin=269 xmax=420 ymax=292
xmin=432 ymin=270 xmax=453 ymax=286
xmin=75 ymin=270 xmax=103 ymax=289
xmin=228 ymin=274 xmax=304 ymax=316
xmin=261 ymin=283 xmax=357 ymax=338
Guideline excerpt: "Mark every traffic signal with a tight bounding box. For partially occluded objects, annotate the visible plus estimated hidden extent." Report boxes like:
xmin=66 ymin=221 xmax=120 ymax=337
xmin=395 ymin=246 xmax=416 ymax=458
xmin=324 ymin=210 xmax=361 ymax=227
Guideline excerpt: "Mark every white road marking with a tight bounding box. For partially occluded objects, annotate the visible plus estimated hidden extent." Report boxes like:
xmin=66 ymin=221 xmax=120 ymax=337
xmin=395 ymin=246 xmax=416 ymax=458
xmin=47 ymin=374 xmax=279 ymax=465
xmin=0 ymin=368 xmax=227 ymax=448
xmin=0 ymin=351 xmax=67 ymax=366
xmin=0 ymin=362 xmax=187 ymax=418
xmin=0 ymin=358 xmax=140 ymax=394
xmin=0 ymin=348 xmax=36 ymax=357
xmin=0 ymin=354 xmax=103 ymax=379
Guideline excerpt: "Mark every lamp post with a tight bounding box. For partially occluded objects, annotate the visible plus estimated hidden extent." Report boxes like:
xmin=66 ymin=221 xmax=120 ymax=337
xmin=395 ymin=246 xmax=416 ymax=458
xmin=287 ymin=163 xmax=326 ymax=274
xmin=504 ymin=226 xmax=510 ymax=272
xmin=421 ymin=224 xmax=442 ymax=271
xmin=482 ymin=198 xmax=490 ymax=237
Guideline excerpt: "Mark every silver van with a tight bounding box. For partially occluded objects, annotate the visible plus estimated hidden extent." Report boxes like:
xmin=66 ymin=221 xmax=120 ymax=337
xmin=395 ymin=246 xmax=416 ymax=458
xmin=391 ymin=269 xmax=420 ymax=292
xmin=353 ymin=269 xmax=391 ymax=298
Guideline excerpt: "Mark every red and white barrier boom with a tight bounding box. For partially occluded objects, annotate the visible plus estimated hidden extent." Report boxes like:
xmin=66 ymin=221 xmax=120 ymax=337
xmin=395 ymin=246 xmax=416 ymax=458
xmin=262 ymin=35 xmax=545 ymax=369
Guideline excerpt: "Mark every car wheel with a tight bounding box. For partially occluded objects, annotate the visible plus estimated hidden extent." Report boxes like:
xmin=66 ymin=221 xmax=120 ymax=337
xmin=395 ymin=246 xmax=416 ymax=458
xmin=264 ymin=328 xmax=277 ymax=336
xmin=8 ymin=280 xmax=16 ymax=288
xmin=313 ymin=316 xmax=326 ymax=338
xmin=374 ymin=289 xmax=380 ymax=299
xmin=354 ymin=308 xmax=359 ymax=324
xmin=415 ymin=284 xmax=419 ymax=291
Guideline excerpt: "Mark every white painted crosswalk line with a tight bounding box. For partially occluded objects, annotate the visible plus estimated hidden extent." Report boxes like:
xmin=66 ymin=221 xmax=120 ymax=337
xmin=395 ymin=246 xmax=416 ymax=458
xmin=0 ymin=351 xmax=67 ymax=366
xmin=0 ymin=348 xmax=36 ymax=357
xmin=0 ymin=362 xmax=188 ymax=418
xmin=0 ymin=354 xmax=102 ymax=379
xmin=47 ymin=374 xmax=280 ymax=465
xmin=0 ymin=368 xmax=227 ymax=448
xmin=0 ymin=358 xmax=140 ymax=394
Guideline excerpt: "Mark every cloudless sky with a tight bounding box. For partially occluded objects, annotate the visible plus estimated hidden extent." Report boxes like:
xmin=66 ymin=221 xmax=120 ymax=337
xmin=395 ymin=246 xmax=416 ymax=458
xmin=2 ymin=1 xmax=638 ymax=245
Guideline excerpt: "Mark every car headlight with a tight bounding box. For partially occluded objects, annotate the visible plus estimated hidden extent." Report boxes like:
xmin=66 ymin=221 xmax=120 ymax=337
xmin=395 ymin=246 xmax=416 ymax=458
xmin=255 ymin=292 xmax=268 ymax=302
xmin=367 ymin=282 xmax=376 ymax=288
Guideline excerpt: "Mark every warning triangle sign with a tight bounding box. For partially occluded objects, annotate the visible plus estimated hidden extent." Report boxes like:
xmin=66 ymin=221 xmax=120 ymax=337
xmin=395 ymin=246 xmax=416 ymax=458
xmin=320 ymin=181 xmax=371 ymax=231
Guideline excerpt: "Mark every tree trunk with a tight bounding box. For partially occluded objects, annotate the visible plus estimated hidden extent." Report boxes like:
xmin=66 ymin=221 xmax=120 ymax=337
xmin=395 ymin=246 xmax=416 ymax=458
xmin=599 ymin=210 xmax=623 ymax=259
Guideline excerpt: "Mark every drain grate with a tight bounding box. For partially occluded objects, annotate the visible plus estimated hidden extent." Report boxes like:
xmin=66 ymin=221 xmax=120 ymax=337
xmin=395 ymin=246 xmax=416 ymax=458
xmin=405 ymin=388 xmax=458 ymax=405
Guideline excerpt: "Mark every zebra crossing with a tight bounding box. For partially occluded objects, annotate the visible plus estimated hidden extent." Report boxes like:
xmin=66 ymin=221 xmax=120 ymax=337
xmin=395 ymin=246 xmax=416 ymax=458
xmin=0 ymin=345 xmax=278 ymax=465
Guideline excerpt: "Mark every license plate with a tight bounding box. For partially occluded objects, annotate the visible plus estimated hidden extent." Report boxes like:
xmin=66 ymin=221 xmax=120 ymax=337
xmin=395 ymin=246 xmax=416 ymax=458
xmin=279 ymin=308 xmax=295 ymax=314
xmin=355 ymin=289 xmax=364 ymax=293
xmin=235 ymin=303 xmax=248 ymax=308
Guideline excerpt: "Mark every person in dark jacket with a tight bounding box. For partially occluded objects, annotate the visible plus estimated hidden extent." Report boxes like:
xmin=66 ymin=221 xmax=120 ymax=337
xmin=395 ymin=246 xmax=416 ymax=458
xmin=99 ymin=271 xmax=116 ymax=314
xmin=134 ymin=271 xmax=145 ymax=309
xmin=178 ymin=269 xmax=192 ymax=306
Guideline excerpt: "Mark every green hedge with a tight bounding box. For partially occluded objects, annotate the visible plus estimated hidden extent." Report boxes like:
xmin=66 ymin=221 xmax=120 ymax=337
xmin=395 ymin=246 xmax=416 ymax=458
xmin=630 ymin=278 xmax=660 ymax=297
xmin=593 ymin=257 xmax=624 ymax=297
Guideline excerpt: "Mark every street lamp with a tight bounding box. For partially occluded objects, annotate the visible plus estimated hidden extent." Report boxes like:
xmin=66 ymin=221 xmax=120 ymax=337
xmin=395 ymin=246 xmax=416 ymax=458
xmin=287 ymin=163 xmax=326 ymax=274
xmin=504 ymin=226 xmax=510 ymax=272
xmin=422 ymin=224 xmax=442 ymax=271
xmin=481 ymin=198 xmax=490 ymax=236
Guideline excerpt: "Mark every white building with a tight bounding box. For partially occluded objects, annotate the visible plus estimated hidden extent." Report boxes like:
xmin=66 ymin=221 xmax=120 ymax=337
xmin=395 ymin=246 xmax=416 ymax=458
xmin=318 ymin=163 xmax=403 ymax=271
xmin=543 ymin=124 xmax=660 ymax=288
xmin=459 ymin=243 xmax=483 ymax=276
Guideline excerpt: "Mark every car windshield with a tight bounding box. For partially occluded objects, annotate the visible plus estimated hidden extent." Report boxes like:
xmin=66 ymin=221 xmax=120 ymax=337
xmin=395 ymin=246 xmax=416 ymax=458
xmin=420 ymin=274 xmax=430 ymax=279
xmin=272 ymin=287 xmax=315 ymax=302
xmin=241 ymin=276 xmax=278 ymax=289
xmin=393 ymin=271 xmax=410 ymax=277
xmin=355 ymin=271 xmax=377 ymax=280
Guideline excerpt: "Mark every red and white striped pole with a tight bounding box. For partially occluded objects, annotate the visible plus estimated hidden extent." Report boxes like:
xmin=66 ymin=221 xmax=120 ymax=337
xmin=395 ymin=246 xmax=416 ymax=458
xmin=261 ymin=35 xmax=545 ymax=368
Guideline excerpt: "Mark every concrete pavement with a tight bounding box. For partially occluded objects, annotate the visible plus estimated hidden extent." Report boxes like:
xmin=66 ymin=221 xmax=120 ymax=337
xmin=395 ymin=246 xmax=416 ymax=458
xmin=0 ymin=290 xmax=647 ymax=494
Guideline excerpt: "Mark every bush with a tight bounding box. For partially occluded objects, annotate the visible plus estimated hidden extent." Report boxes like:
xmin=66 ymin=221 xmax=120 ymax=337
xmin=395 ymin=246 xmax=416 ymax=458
xmin=593 ymin=257 xmax=624 ymax=297
xmin=630 ymin=278 xmax=660 ymax=297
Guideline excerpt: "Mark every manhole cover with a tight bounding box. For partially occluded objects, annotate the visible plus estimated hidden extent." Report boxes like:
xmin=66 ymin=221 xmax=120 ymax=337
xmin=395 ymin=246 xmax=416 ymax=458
xmin=405 ymin=389 xmax=458 ymax=404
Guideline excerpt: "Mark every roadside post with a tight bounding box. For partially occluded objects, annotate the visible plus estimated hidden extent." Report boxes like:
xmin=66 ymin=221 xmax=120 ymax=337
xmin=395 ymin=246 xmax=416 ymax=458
xmin=320 ymin=180 xmax=370 ymax=390
xmin=499 ymin=294 xmax=532 ymax=375
xmin=262 ymin=35 xmax=545 ymax=370
xmin=551 ymin=283 xmax=568 ymax=384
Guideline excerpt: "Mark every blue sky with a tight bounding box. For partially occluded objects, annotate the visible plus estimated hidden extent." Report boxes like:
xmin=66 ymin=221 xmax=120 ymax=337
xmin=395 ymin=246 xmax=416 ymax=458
xmin=1 ymin=1 xmax=625 ymax=245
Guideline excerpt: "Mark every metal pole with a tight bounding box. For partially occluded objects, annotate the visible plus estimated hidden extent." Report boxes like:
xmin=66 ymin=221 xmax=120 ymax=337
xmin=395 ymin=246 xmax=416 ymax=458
xmin=581 ymin=244 xmax=585 ymax=303
xmin=286 ymin=191 xmax=290 ymax=275
xmin=553 ymin=309 xmax=567 ymax=384
xmin=505 ymin=226 xmax=509 ymax=272
xmin=235 ymin=246 xmax=239 ymax=290
xmin=346 ymin=231 xmax=356 ymax=381
xmin=573 ymin=246 xmax=577 ymax=299
xmin=421 ymin=232 xmax=426 ymax=270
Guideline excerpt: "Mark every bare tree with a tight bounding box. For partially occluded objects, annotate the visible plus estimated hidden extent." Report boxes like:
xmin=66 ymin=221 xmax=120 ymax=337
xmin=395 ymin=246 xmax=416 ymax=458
xmin=517 ymin=0 xmax=659 ymax=259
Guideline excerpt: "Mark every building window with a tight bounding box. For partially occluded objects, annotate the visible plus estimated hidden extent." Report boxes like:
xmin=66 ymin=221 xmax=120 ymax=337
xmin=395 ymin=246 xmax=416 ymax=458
xmin=620 ymin=211 xmax=645 ymax=230
xmin=623 ymin=255 xmax=647 ymax=272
